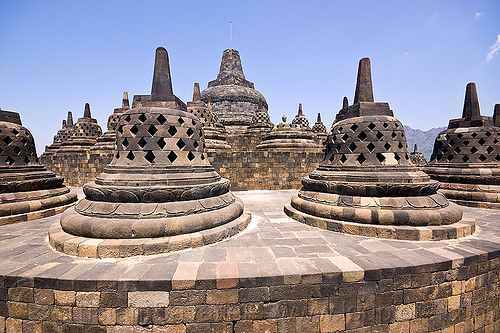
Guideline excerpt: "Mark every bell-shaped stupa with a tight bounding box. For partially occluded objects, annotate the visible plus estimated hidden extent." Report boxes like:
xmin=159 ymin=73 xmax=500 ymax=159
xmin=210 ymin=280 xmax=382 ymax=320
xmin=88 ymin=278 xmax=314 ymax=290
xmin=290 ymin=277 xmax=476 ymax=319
xmin=409 ymin=144 xmax=427 ymax=166
xmin=49 ymin=47 xmax=250 ymax=258
xmin=291 ymin=103 xmax=311 ymax=129
xmin=256 ymin=115 xmax=320 ymax=150
xmin=423 ymin=83 xmax=500 ymax=209
xmin=90 ymin=91 xmax=131 ymax=153
xmin=42 ymin=111 xmax=74 ymax=156
xmin=0 ymin=109 xmax=77 ymax=224
xmin=200 ymin=49 xmax=268 ymax=131
xmin=311 ymin=112 xmax=328 ymax=147
xmin=285 ymin=58 xmax=474 ymax=241
xmin=58 ymin=103 xmax=102 ymax=152
xmin=187 ymin=83 xmax=231 ymax=150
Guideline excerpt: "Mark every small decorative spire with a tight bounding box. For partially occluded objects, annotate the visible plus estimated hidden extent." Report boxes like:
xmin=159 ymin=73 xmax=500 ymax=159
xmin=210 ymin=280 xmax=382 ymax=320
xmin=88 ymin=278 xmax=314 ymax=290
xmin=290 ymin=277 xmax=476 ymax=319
xmin=298 ymin=103 xmax=303 ymax=115
xmin=192 ymin=83 xmax=202 ymax=102
xmin=343 ymin=96 xmax=348 ymax=109
xmin=151 ymin=47 xmax=173 ymax=99
xmin=462 ymin=82 xmax=480 ymax=120
xmin=62 ymin=119 xmax=67 ymax=128
xmin=317 ymin=113 xmax=322 ymax=122
xmin=353 ymin=58 xmax=374 ymax=104
xmin=67 ymin=111 xmax=73 ymax=126
xmin=282 ymin=115 xmax=287 ymax=123
xmin=414 ymin=144 xmax=418 ymax=153
xmin=494 ymin=104 xmax=500 ymax=127
xmin=83 ymin=103 xmax=91 ymax=118
xmin=122 ymin=91 xmax=130 ymax=108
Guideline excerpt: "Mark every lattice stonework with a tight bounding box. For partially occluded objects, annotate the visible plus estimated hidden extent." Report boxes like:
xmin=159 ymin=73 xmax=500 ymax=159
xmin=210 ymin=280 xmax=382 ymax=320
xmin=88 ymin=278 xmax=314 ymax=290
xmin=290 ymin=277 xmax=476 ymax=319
xmin=0 ymin=122 xmax=37 ymax=166
xmin=72 ymin=121 xmax=102 ymax=138
xmin=431 ymin=128 xmax=500 ymax=164
xmin=325 ymin=116 xmax=410 ymax=166
xmin=112 ymin=109 xmax=208 ymax=166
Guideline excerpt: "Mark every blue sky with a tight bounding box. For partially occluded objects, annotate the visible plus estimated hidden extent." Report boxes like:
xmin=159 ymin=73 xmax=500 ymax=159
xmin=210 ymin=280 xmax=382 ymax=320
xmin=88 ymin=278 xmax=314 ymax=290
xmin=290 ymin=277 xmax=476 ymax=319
xmin=1 ymin=0 xmax=499 ymax=154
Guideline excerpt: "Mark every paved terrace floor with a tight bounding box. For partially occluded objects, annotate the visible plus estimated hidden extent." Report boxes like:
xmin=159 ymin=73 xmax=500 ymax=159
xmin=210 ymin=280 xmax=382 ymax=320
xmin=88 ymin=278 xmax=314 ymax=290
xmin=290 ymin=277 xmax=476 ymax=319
xmin=0 ymin=189 xmax=500 ymax=288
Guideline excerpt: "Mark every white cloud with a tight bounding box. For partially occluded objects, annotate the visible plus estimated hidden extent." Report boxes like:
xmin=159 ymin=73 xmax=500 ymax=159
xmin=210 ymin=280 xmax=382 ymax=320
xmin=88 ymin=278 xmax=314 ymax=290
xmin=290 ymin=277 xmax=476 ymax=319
xmin=486 ymin=34 xmax=500 ymax=62
xmin=475 ymin=12 xmax=483 ymax=19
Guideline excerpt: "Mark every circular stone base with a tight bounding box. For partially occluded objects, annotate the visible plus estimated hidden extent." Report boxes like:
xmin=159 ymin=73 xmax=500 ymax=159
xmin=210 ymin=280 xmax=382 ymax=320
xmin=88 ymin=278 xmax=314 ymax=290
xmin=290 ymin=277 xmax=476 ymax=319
xmin=48 ymin=209 xmax=251 ymax=258
xmin=284 ymin=203 xmax=476 ymax=241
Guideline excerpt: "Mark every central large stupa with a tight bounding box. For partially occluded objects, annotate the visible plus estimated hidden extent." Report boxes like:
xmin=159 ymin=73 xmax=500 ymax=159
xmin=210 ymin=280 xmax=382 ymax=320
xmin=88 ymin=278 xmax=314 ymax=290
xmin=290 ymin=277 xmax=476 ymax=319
xmin=49 ymin=47 xmax=250 ymax=258
xmin=285 ymin=58 xmax=475 ymax=240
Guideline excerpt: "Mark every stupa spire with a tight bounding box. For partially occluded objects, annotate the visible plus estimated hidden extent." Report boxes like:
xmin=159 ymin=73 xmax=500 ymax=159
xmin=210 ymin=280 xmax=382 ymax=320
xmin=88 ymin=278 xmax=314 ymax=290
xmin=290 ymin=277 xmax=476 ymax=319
xmin=192 ymin=83 xmax=202 ymax=102
xmin=317 ymin=113 xmax=322 ymax=122
xmin=353 ymin=58 xmax=374 ymax=104
xmin=343 ymin=96 xmax=349 ymax=109
xmin=62 ymin=120 xmax=66 ymax=128
xmin=151 ymin=47 xmax=173 ymax=99
xmin=462 ymin=82 xmax=480 ymax=120
xmin=494 ymin=104 xmax=500 ymax=127
xmin=83 ymin=103 xmax=91 ymax=118
xmin=298 ymin=103 xmax=303 ymax=115
xmin=66 ymin=111 xmax=73 ymax=127
xmin=122 ymin=91 xmax=130 ymax=109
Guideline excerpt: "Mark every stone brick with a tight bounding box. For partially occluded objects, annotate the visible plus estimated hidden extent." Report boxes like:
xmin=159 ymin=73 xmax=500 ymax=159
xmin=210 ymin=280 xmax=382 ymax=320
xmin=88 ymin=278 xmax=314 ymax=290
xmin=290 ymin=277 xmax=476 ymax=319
xmin=5 ymin=317 xmax=22 ymax=333
xmin=54 ymin=290 xmax=76 ymax=306
xmin=34 ymin=289 xmax=55 ymax=305
xmin=395 ymin=303 xmax=415 ymax=321
xmin=76 ymin=292 xmax=100 ymax=307
xmin=308 ymin=298 xmax=329 ymax=315
xmin=116 ymin=307 xmax=138 ymax=325
xmin=22 ymin=320 xmax=42 ymax=333
xmin=73 ymin=307 xmax=98 ymax=324
xmin=206 ymin=289 xmax=238 ymax=304
xmin=388 ymin=321 xmax=409 ymax=333
xmin=253 ymin=319 xmax=277 ymax=333
xmin=128 ymin=291 xmax=169 ymax=307
xmin=8 ymin=301 xmax=27 ymax=319
xmin=8 ymin=287 xmax=33 ymax=302
xmin=99 ymin=307 xmax=116 ymax=325
xmin=52 ymin=305 xmax=73 ymax=322
xmin=320 ymin=314 xmax=345 ymax=332
xmin=28 ymin=303 xmax=51 ymax=320
xmin=100 ymin=292 xmax=127 ymax=308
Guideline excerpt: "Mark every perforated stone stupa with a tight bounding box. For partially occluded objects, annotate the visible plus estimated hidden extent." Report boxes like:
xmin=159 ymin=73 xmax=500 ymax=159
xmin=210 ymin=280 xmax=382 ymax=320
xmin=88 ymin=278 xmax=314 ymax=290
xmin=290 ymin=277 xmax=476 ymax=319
xmin=423 ymin=83 xmax=500 ymax=209
xmin=49 ymin=47 xmax=250 ymax=258
xmin=0 ymin=109 xmax=77 ymax=224
xmin=256 ymin=115 xmax=320 ymax=150
xmin=58 ymin=103 xmax=102 ymax=152
xmin=409 ymin=144 xmax=427 ymax=166
xmin=285 ymin=58 xmax=474 ymax=241
xmin=91 ymin=91 xmax=131 ymax=153
xmin=291 ymin=103 xmax=311 ymax=129
xmin=311 ymin=112 xmax=328 ymax=147
xmin=187 ymin=83 xmax=231 ymax=150
xmin=42 ymin=111 xmax=74 ymax=156
xmin=200 ymin=49 xmax=268 ymax=131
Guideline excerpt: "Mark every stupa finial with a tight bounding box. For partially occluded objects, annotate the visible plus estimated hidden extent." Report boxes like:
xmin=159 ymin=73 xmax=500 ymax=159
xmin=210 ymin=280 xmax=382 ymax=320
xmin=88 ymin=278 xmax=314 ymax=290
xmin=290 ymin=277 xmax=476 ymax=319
xmin=343 ymin=96 xmax=349 ymax=109
xmin=462 ymin=82 xmax=480 ymax=120
xmin=62 ymin=120 xmax=66 ymax=128
xmin=317 ymin=113 xmax=322 ymax=122
xmin=298 ymin=103 xmax=303 ymax=115
xmin=122 ymin=91 xmax=130 ymax=109
xmin=192 ymin=83 xmax=202 ymax=102
xmin=67 ymin=111 xmax=73 ymax=126
xmin=414 ymin=144 xmax=418 ymax=153
xmin=353 ymin=58 xmax=374 ymax=104
xmin=151 ymin=47 xmax=173 ymax=99
xmin=282 ymin=115 xmax=287 ymax=123
xmin=84 ymin=103 xmax=91 ymax=118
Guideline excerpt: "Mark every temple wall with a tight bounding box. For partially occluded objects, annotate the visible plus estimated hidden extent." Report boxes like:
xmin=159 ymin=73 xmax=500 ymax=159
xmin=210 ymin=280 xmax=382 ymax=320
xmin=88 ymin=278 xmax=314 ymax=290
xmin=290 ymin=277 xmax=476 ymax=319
xmin=0 ymin=249 xmax=498 ymax=332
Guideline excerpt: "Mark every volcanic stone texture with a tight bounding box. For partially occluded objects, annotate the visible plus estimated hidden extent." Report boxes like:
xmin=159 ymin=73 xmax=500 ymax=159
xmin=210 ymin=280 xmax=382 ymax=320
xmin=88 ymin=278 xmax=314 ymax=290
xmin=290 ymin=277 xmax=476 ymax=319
xmin=57 ymin=103 xmax=102 ymax=153
xmin=256 ymin=116 xmax=321 ymax=150
xmin=285 ymin=58 xmax=469 ymax=240
xmin=424 ymin=83 xmax=500 ymax=209
xmin=0 ymin=110 xmax=77 ymax=224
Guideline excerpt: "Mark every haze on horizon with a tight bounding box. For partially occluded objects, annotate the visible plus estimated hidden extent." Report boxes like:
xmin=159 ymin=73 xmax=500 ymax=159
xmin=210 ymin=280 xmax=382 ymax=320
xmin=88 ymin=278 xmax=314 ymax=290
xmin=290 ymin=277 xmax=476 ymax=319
xmin=0 ymin=0 xmax=499 ymax=154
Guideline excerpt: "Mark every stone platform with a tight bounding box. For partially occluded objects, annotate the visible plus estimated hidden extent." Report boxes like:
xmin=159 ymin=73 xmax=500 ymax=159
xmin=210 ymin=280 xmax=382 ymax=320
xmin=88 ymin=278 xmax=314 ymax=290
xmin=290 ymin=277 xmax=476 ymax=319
xmin=0 ymin=189 xmax=499 ymax=332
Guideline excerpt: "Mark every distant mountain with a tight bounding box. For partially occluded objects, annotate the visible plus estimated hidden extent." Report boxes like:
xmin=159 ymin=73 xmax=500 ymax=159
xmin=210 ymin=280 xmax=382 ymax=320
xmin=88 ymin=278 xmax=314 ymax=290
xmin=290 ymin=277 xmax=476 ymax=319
xmin=404 ymin=125 xmax=446 ymax=161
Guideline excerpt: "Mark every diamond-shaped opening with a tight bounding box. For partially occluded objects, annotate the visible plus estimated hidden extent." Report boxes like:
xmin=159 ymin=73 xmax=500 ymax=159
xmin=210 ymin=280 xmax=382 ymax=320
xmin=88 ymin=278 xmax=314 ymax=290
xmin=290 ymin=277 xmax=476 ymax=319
xmin=368 ymin=123 xmax=376 ymax=130
xmin=329 ymin=153 xmax=336 ymax=162
xmin=20 ymin=138 xmax=27 ymax=145
xmin=337 ymin=126 xmax=343 ymax=133
xmin=118 ymin=125 xmax=123 ymax=133
xmin=494 ymin=139 xmax=499 ymax=144
xmin=145 ymin=151 xmax=155 ymax=163
xmin=447 ymin=155 xmax=454 ymax=161
xmin=126 ymin=151 xmax=135 ymax=160
xmin=376 ymin=153 xmax=386 ymax=163
xmin=201 ymin=153 xmax=205 ymax=160
xmin=115 ymin=152 xmax=120 ymax=159
xmin=168 ymin=126 xmax=177 ymax=137
xmin=348 ymin=142 xmax=357 ymax=152
xmin=454 ymin=147 xmax=461 ymax=154
xmin=357 ymin=154 xmax=366 ymax=164
xmin=178 ymin=117 xmax=185 ymax=125
xmin=394 ymin=153 xmax=400 ymax=161
xmin=486 ymin=131 xmax=492 ymax=137
xmin=0 ymin=147 xmax=3 ymax=154
xmin=444 ymin=134 xmax=450 ymax=140
xmin=130 ymin=125 xmax=139 ymax=135
xmin=192 ymin=119 xmax=197 ymax=126
xmin=350 ymin=124 xmax=358 ymax=131
xmin=193 ymin=141 xmax=199 ymax=148
xmin=398 ymin=142 xmax=403 ymax=149
xmin=357 ymin=131 xmax=367 ymax=141
xmin=470 ymin=146 xmax=478 ymax=154
xmin=383 ymin=123 xmax=389 ymax=128
xmin=176 ymin=138 xmax=186 ymax=149
xmin=471 ymin=132 xmax=477 ymax=138
xmin=167 ymin=151 xmax=178 ymax=163
xmin=138 ymin=114 xmax=147 ymax=123
xmin=157 ymin=114 xmax=167 ymax=125
xmin=449 ymin=140 xmax=455 ymax=147
xmin=478 ymin=138 xmax=486 ymax=145
xmin=367 ymin=142 xmax=375 ymax=152
xmin=376 ymin=131 xmax=383 ymax=140
xmin=457 ymin=133 xmax=463 ymax=139
xmin=391 ymin=131 xmax=397 ymax=138
xmin=12 ymin=128 xmax=19 ymax=135
xmin=148 ymin=125 xmax=158 ymax=136
xmin=496 ymin=155 xmax=500 ymax=161
xmin=5 ymin=156 xmax=14 ymax=165
xmin=157 ymin=138 xmax=166 ymax=149
xmin=340 ymin=154 xmax=347 ymax=163
xmin=463 ymin=139 xmax=469 ymax=146
xmin=487 ymin=146 xmax=494 ymax=154
xmin=122 ymin=138 xmax=129 ymax=147
xmin=186 ymin=128 xmax=194 ymax=137
xmin=342 ymin=133 xmax=349 ymax=142
xmin=336 ymin=144 xmax=341 ymax=152
xmin=187 ymin=151 xmax=196 ymax=161
xmin=384 ymin=142 xmax=391 ymax=150
xmin=479 ymin=154 xmax=487 ymax=162
xmin=3 ymin=136 xmax=13 ymax=145
xmin=395 ymin=122 xmax=399 ymax=128
xmin=24 ymin=157 xmax=30 ymax=164
xmin=124 ymin=115 xmax=131 ymax=122
xmin=13 ymin=146 xmax=21 ymax=155
xmin=28 ymin=147 xmax=32 ymax=154
xmin=138 ymin=137 xmax=147 ymax=148
xmin=437 ymin=155 xmax=442 ymax=161
xmin=442 ymin=148 xmax=448 ymax=154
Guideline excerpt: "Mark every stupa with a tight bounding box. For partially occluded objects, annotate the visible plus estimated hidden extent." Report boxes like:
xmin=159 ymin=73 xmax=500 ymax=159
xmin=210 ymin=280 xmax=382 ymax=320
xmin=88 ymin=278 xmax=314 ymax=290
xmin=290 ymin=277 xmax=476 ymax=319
xmin=0 ymin=109 xmax=77 ymax=224
xmin=200 ymin=49 xmax=268 ymax=132
xmin=90 ymin=91 xmax=131 ymax=153
xmin=423 ymin=83 xmax=500 ymax=209
xmin=311 ymin=112 xmax=328 ymax=147
xmin=58 ymin=103 xmax=102 ymax=152
xmin=285 ymin=58 xmax=474 ymax=241
xmin=256 ymin=115 xmax=320 ymax=150
xmin=291 ymin=103 xmax=311 ymax=129
xmin=409 ymin=144 xmax=427 ymax=165
xmin=494 ymin=104 xmax=500 ymax=127
xmin=49 ymin=47 xmax=250 ymax=258
xmin=42 ymin=111 xmax=74 ymax=156
xmin=187 ymin=83 xmax=231 ymax=150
